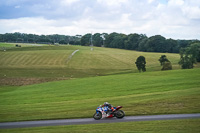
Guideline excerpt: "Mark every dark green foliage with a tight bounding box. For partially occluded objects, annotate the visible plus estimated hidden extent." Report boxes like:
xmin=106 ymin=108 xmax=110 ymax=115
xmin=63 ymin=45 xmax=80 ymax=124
xmin=166 ymin=38 xmax=179 ymax=53
xmin=80 ymin=33 xmax=92 ymax=46
xmin=105 ymin=33 xmax=146 ymax=50
xmin=74 ymin=41 xmax=81 ymax=45
xmin=159 ymin=55 xmax=169 ymax=66
xmin=105 ymin=32 xmax=123 ymax=48
xmin=59 ymin=40 xmax=67 ymax=44
xmin=135 ymin=56 xmax=146 ymax=72
xmin=0 ymin=32 xmax=199 ymax=53
xmin=190 ymin=43 xmax=200 ymax=62
xmin=179 ymin=55 xmax=194 ymax=69
xmin=103 ymin=33 xmax=194 ymax=53
xmin=93 ymin=33 xmax=102 ymax=47
xmin=111 ymin=34 xmax=127 ymax=49
xmin=179 ymin=49 xmax=196 ymax=69
xmin=159 ymin=55 xmax=172 ymax=71
xmin=177 ymin=40 xmax=191 ymax=48
xmin=162 ymin=62 xmax=172 ymax=70
xmin=138 ymin=37 xmax=149 ymax=52
xmin=179 ymin=43 xmax=200 ymax=69
xmin=147 ymin=35 xmax=167 ymax=52
xmin=80 ymin=33 xmax=108 ymax=47
xmin=125 ymin=33 xmax=145 ymax=50
xmin=0 ymin=32 xmax=80 ymax=45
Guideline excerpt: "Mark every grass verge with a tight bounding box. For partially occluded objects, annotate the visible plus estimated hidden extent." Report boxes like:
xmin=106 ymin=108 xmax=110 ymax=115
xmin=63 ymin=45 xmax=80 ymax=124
xmin=1 ymin=118 xmax=200 ymax=133
xmin=0 ymin=68 xmax=200 ymax=122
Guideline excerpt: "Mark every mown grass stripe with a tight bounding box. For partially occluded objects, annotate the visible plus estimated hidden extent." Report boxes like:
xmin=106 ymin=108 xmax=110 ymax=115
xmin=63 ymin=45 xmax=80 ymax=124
xmin=0 ymin=45 xmax=190 ymax=78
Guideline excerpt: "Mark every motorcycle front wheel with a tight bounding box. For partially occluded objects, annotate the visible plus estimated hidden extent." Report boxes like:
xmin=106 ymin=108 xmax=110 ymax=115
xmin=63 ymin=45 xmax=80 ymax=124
xmin=93 ymin=112 xmax=102 ymax=120
xmin=115 ymin=110 xmax=125 ymax=119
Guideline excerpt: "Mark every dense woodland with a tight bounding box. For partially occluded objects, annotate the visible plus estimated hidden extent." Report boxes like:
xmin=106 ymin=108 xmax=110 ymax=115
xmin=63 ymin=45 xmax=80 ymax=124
xmin=0 ymin=32 xmax=199 ymax=53
xmin=0 ymin=32 xmax=82 ymax=45
xmin=80 ymin=33 xmax=200 ymax=53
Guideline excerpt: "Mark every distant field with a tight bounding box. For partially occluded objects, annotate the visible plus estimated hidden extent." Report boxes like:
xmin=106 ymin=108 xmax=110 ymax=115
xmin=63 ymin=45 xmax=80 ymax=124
xmin=0 ymin=68 xmax=199 ymax=122
xmin=0 ymin=43 xmax=15 ymax=47
xmin=0 ymin=43 xmax=47 ymax=48
xmin=0 ymin=43 xmax=185 ymax=85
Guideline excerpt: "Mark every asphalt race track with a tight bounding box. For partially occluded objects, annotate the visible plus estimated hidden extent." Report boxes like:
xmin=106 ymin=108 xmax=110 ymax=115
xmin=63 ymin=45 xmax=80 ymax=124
xmin=0 ymin=113 xmax=200 ymax=129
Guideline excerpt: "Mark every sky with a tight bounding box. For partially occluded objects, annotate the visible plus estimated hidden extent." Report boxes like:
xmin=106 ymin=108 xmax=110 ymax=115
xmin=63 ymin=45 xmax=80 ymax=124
xmin=0 ymin=0 xmax=200 ymax=39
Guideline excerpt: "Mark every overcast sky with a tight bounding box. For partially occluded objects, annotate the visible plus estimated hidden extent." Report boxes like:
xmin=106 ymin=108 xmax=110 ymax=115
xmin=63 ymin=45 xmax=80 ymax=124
xmin=0 ymin=0 xmax=200 ymax=39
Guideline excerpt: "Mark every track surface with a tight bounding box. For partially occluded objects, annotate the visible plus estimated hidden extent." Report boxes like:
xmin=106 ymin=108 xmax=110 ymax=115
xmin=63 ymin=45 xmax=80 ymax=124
xmin=1 ymin=113 xmax=200 ymax=129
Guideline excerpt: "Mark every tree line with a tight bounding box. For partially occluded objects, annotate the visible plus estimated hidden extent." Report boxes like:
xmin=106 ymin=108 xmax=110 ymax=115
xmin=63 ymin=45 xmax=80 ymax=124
xmin=1 ymin=32 xmax=199 ymax=54
xmin=0 ymin=32 xmax=81 ymax=45
xmin=80 ymin=32 xmax=200 ymax=53
xmin=1 ymin=32 xmax=200 ymax=70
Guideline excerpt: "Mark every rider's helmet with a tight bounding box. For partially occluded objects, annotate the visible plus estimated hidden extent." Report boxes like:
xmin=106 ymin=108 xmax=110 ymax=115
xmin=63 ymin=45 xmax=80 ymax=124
xmin=104 ymin=102 xmax=109 ymax=105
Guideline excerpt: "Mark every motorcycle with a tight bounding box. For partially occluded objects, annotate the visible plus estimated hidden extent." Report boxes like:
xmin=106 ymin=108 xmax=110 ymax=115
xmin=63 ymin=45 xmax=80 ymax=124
xmin=93 ymin=105 xmax=125 ymax=120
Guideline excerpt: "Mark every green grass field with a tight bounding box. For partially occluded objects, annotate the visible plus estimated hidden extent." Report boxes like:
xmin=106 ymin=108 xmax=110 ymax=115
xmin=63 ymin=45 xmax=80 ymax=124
xmin=0 ymin=43 xmax=185 ymax=85
xmin=0 ymin=43 xmax=181 ymax=78
xmin=1 ymin=119 xmax=200 ymax=133
xmin=0 ymin=68 xmax=199 ymax=122
xmin=0 ymin=43 xmax=199 ymax=132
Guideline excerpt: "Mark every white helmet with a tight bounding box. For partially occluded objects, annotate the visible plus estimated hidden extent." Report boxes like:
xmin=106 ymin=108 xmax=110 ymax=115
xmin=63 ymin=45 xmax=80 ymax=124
xmin=104 ymin=102 xmax=109 ymax=105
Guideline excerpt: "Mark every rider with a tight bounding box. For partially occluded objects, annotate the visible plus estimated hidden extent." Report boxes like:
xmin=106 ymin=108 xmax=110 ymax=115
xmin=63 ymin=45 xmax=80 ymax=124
xmin=101 ymin=102 xmax=114 ymax=116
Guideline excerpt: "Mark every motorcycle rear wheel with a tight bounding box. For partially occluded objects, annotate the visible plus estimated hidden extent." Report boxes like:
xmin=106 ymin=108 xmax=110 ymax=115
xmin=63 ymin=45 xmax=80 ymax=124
xmin=115 ymin=110 xmax=125 ymax=119
xmin=93 ymin=112 xmax=102 ymax=120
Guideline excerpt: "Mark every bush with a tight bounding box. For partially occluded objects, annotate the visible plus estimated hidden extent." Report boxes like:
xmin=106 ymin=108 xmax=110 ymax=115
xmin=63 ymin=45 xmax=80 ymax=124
xmin=162 ymin=62 xmax=172 ymax=70
xmin=135 ymin=56 xmax=146 ymax=72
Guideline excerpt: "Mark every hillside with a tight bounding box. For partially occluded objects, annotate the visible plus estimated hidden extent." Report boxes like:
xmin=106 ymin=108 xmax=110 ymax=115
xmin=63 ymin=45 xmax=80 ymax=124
xmin=0 ymin=43 xmax=182 ymax=85
xmin=0 ymin=68 xmax=199 ymax=122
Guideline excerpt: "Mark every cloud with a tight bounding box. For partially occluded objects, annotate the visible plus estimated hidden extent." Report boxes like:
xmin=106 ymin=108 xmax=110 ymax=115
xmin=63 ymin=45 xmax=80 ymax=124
xmin=0 ymin=17 xmax=57 ymax=35
xmin=60 ymin=0 xmax=80 ymax=5
xmin=168 ymin=0 xmax=184 ymax=6
xmin=0 ymin=0 xmax=200 ymax=39
xmin=148 ymin=0 xmax=156 ymax=4
xmin=97 ymin=0 xmax=129 ymax=7
xmin=14 ymin=5 xmax=21 ymax=8
xmin=182 ymin=4 xmax=200 ymax=19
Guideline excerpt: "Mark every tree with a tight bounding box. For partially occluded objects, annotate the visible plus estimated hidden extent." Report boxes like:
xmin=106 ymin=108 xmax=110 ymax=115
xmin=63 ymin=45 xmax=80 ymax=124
xmin=162 ymin=62 xmax=172 ymax=70
xmin=158 ymin=55 xmax=169 ymax=66
xmin=80 ymin=33 xmax=92 ymax=46
xmin=125 ymin=33 xmax=140 ymax=50
xmin=179 ymin=54 xmax=194 ymax=69
xmin=159 ymin=55 xmax=172 ymax=70
xmin=179 ymin=48 xmax=196 ymax=69
xmin=0 ymin=32 xmax=82 ymax=45
xmin=111 ymin=34 xmax=127 ymax=49
xmin=166 ymin=38 xmax=179 ymax=53
xmin=177 ymin=40 xmax=191 ymax=48
xmin=189 ymin=43 xmax=200 ymax=62
xmin=104 ymin=32 xmax=118 ymax=47
xmin=135 ymin=56 xmax=146 ymax=72
xmin=138 ymin=37 xmax=149 ymax=52
xmin=93 ymin=33 xmax=103 ymax=47
xmin=147 ymin=35 xmax=167 ymax=52
xmin=179 ymin=43 xmax=200 ymax=69
xmin=104 ymin=33 xmax=127 ymax=49
xmin=59 ymin=40 xmax=67 ymax=44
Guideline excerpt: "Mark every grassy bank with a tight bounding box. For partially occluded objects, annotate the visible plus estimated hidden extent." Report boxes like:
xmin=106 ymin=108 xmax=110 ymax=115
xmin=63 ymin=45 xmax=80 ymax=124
xmin=0 ymin=44 xmax=181 ymax=80
xmin=1 ymin=119 xmax=200 ymax=133
xmin=0 ymin=68 xmax=199 ymax=122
